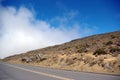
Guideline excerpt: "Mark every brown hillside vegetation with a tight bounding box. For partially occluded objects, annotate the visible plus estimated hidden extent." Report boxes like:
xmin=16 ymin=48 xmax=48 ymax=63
xmin=3 ymin=31 xmax=120 ymax=75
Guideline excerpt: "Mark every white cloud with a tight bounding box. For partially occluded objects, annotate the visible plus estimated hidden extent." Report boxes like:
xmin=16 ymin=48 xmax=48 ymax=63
xmin=50 ymin=10 xmax=79 ymax=25
xmin=0 ymin=6 xmax=82 ymax=58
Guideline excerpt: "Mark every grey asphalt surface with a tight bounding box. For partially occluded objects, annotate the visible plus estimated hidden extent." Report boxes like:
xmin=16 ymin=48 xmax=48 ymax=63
xmin=0 ymin=62 xmax=120 ymax=80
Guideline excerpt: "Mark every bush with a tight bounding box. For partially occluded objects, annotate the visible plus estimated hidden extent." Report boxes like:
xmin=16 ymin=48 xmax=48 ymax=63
xmin=116 ymin=43 xmax=120 ymax=46
xmin=83 ymin=56 xmax=95 ymax=66
xmin=76 ymin=45 xmax=88 ymax=53
xmin=89 ymin=62 xmax=96 ymax=67
xmin=65 ymin=58 xmax=74 ymax=65
xmin=84 ymin=44 xmax=89 ymax=48
xmin=105 ymin=41 xmax=113 ymax=45
xmin=109 ymin=47 xmax=120 ymax=57
xmin=109 ymin=47 xmax=120 ymax=53
xmin=63 ymin=47 xmax=71 ymax=51
xmin=110 ymin=35 xmax=116 ymax=39
xmin=96 ymin=58 xmax=104 ymax=66
xmin=93 ymin=48 xmax=107 ymax=56
xmin=58 ymin=55 xmax=74 ymax=66
xmin=92 ymin=42 xmax=97 ymax=46
xmin=77 ymin=47 xmax=87 ymax=53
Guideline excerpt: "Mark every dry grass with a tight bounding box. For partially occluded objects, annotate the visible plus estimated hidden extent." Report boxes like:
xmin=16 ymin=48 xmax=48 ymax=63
xmin=3 ymin=31 xmax=120 ymax=75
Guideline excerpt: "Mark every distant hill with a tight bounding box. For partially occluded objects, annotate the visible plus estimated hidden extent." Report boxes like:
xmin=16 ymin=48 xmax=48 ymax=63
xmin=3 ymin=31 xmax=120 ymax=75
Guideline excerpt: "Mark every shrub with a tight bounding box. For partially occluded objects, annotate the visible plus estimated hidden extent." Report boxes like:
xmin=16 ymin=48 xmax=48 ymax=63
xmin=110 ymin=35 xmax=116 ymax=39
xmin=105 ymin=41 xmax=113 ymax=45
xmin=92 ymin=42 xmax=97 ymax=46
xmin=109 ymin=47 xmax=120 ymax=53
xmin=76 ymin=45 xmax=88 ymax=53
xmin=58 ymin=55 xmax=74 ymax=66
xmin=96 ymin=58 xmax=104 ymax=66
xmin=116 ymin=43 xmax=120 ymax=46
xmin=93 ymin=48 xmax=107 ymax=56
xmin=63 ymin=47 xmax=71 ymax=51
xmin=83 ymin=56 xmax=95 ymax=66
xmin=89 ymin=62 xmax=96 ymax=67
xmin=65 ymin=58 xmax=74 ymax=65
xmin=84 ymin=43 xmax=89 ymax=48
xmin=77 ymin=48 xmax=87 ymax=53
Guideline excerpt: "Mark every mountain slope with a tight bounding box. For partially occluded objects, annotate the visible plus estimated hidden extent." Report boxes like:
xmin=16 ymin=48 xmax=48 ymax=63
xmin=3 ymin=31 xmax=120 ymax=75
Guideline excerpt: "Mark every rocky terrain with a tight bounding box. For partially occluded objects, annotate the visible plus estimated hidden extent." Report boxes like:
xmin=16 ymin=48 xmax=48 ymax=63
xmin=3 ymin=31 xmax=120 ymax=75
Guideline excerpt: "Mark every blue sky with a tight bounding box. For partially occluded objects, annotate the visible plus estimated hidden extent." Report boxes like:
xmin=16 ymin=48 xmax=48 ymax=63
xmin=1 ymin=0 xmax=120 ymax=34
xmin=0 ymin=0 xmax=120 ymax=58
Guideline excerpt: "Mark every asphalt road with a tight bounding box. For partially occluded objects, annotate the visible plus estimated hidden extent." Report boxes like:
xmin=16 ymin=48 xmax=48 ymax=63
xmin=0 ymin=62 xmax=120 ymax=80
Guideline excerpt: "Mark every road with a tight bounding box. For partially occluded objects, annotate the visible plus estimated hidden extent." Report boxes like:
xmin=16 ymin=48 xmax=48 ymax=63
xmin=0 ymin=62 xmax=120 ymax=80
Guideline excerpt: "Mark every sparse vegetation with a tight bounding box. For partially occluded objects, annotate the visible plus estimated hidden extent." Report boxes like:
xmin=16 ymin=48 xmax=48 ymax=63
xmin=57 ymin=54 xmax=74 ymax=66
xmin=3 ymin=31 xmax=120 ymax=75
xmin=105 ymin=41 xmax=113 ymax=45
xmin=83 ymin=56 xmax=95 ymax=67
xmin=77 ymin=47 xmax=87 ymax=53
xmin=109 ymin=47 xmax=120 ymax=53
xmin=96 ymin=57 xmax=104 ymax=66
xmin=93 ymin=48 xmax=107 ymax=56
xmin=76 ymin=45 xmax=88 ymax=53
xmin=92 ymin=42 xmax=97 ymax=46
xmin=110 ymin=35 xmax=116 ymax=39
xmin=111 ymin=53 xmax=119 ymax=57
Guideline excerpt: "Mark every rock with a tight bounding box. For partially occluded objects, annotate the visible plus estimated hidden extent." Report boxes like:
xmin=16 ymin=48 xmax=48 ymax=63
xmin=104 ymin=62 xmax=113 ymax=71
xmin=21 ymin=53 xmax=47 ymax=63
xmin=29 ymin=56 xmax=36 ymax=61
xmin=21 ymin=57 xmax=32 ymax=63
xmin=36 ymin=53 xmax=46 ymax=61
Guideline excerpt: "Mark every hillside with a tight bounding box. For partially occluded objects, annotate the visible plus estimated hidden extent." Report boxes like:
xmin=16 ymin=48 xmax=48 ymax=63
xmin=3 ymin=31 xmax=120 ymax=75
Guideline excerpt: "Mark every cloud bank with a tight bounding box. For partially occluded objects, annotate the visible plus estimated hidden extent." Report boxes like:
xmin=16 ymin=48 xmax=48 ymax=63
xmin=0 ymin=5 xmax=83 ymax=58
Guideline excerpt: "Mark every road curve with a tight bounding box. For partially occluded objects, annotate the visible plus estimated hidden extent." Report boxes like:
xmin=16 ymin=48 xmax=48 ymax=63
xmin=0 ymin=62 xmax=120 ymax=80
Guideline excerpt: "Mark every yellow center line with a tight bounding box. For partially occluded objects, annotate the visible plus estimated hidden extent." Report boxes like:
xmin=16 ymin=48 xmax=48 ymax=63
xmin=5 ymin=63 xmax=74 ymax=80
